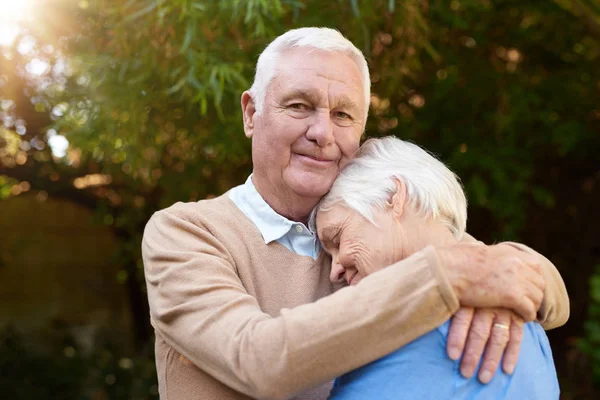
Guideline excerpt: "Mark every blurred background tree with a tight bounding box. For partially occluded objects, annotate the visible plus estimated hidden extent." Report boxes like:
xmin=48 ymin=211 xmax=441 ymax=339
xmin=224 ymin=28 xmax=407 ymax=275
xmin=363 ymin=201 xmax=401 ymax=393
xmin=1 ymin=0 xmax=598 ymax=398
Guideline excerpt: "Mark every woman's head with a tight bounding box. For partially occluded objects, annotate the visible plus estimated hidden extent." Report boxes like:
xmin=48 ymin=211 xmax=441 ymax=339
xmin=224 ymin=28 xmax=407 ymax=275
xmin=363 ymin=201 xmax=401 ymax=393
xmin=313 ymin=136 xmax=467 ymax=284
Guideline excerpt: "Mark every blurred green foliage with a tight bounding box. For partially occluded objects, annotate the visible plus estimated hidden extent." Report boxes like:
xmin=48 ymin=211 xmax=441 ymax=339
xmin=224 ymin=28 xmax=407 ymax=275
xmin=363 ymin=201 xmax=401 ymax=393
xmin=3 ymin=0 xmax=596 ymax=235
xmin=580 ymin=265 xmax=600 ymax=384
xmin=0 ymin=327 xmax=158 ymax=400
xmin=0 ymin=328 xmax=85 ymax=399
xmin=1 ymin=0 xmax=599 ymax=397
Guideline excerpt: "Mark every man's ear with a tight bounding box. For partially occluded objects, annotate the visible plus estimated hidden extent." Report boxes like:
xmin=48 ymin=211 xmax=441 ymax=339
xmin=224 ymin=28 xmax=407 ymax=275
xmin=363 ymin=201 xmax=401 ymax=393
xmin=389 ymin=177 xmax=408 ymax=218
xmin=241 ymin=91 xmax=256 ymax=138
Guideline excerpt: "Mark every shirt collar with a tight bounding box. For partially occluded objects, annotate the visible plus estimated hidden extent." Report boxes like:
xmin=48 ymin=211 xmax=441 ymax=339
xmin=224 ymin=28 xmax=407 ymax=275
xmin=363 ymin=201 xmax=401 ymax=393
xmin=231 ymin=175 xmax=298 ymax=244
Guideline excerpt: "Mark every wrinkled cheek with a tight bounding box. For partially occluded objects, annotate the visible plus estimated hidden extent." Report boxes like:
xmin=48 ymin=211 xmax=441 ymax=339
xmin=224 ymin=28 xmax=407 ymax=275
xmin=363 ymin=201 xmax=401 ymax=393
xmin=340 ymin=147 xmax=360 ymax=167
xmin=358 ymin=253 xmax=381 ymax=276
xmin=336 ymin=129 xmax=361 ymax=155
xmin=337 ymin=156 xmax=350 ymax=170
xmin=356 ymin=262 xmax=372 ymax=278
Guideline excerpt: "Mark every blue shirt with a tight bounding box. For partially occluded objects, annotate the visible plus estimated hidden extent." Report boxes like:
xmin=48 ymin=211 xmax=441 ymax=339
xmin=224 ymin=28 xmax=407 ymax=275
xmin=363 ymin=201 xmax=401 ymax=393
xmin=228 ymin=175 xmax=320 ymax=259
xmin=329 ymin=320 xmax=559 ymax=399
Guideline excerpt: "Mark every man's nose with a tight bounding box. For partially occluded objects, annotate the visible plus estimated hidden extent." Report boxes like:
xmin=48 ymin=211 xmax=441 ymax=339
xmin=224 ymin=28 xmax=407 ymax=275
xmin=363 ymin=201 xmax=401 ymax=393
xmin=330 ymin=261 xmax=346 ymax=284
xmin=306 ymin=111 xmax=334 ymax=147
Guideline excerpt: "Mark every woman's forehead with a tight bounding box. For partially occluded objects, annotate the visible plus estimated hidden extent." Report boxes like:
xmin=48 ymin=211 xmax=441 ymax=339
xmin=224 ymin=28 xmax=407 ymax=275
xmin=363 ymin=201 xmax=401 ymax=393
xmin=316 ymin=204 xmax=352 ymax=237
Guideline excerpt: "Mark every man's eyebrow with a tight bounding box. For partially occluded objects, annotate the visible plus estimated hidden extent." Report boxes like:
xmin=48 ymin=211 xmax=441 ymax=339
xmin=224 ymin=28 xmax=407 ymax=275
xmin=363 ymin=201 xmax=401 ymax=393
xmin=281 ymin=88 xmax=321 ymax=104
xmin=334 ymin=96 xmax=361 ymax=113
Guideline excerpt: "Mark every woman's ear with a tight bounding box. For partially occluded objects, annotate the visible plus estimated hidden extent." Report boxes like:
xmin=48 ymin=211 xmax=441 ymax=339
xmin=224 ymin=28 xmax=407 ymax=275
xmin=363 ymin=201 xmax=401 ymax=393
xmin=241 ymin=91 xmax=256 ymax=138
xmin=390 ymin=177 xmax=408 ymax=218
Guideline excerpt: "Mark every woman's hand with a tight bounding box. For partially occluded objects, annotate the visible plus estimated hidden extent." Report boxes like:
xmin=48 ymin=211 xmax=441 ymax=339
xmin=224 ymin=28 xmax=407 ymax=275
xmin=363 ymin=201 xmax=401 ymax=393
xmin=446 ymin=307 xmax=524 ymax=383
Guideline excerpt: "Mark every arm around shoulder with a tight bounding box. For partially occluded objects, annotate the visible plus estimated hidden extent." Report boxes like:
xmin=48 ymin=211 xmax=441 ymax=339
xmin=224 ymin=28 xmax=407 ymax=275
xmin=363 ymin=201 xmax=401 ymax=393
xmin=501 ymin=241 xmax=570 ymax=329
xmin=142 ymin=204 xmax=460 ymax=399
xmin=460 ymin=233 xmax=569 ymax=329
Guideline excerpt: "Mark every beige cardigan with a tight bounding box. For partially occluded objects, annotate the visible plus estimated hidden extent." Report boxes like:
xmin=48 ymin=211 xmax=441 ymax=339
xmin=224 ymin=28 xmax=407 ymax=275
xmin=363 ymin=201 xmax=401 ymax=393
xmin=142 ymin=194 xmax=569 ymax=400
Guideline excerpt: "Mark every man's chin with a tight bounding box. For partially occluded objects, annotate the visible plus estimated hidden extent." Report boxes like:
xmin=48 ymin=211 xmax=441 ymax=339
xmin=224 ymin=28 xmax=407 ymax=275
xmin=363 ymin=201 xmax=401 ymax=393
xmin=288 ymin=180 xmax=333 ymax=200
xmin=284 ymin=171 xmax=336 ymax=200
xmin=292 ymin=185 xmax=330 ymax=200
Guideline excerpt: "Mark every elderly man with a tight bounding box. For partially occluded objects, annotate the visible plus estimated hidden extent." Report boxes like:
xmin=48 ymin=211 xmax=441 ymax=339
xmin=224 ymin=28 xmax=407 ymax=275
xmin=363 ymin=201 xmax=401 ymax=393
xmin=142 ymin=27 xmax=569 ymax=400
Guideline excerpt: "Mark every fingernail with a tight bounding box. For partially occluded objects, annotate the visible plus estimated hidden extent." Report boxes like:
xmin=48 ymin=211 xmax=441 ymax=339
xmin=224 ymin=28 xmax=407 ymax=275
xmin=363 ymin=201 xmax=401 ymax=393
xmin=480 ymin=370 xmax=492 ymax=383
xmin=505 ymin=364 xmax=515 ymax=375
xmin=460 ymin=366 xmax=474 ymax=378
xmin=448 ymin=346 xmax=461 ymax=360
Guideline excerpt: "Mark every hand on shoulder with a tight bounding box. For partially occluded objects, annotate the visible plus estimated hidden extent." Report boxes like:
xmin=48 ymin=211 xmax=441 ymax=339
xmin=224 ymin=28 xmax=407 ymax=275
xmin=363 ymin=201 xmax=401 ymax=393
xmin=438 ymin=242 xmax=545 ymax=321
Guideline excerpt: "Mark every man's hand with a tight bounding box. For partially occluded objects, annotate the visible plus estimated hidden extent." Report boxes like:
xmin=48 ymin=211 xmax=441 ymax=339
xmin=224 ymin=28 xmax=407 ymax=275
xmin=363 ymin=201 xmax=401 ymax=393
xmin=439 ymin=242 xmax=546 ymax=321
xmin=447 ymin=307 xmax=524 ymax=383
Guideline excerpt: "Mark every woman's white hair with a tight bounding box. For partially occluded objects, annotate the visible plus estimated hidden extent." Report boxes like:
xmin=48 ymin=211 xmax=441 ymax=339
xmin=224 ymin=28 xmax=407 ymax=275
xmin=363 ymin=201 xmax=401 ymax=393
xmin=248 ymin=27 xmax=371 ymax=115
xmin=313 ymin=136 xmax=467 ymax=239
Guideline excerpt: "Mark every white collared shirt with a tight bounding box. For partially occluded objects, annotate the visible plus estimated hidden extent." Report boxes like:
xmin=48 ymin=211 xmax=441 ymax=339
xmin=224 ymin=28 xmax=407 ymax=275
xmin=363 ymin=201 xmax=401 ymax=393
xmin=229 ymin=175 xmax=320 ymax=259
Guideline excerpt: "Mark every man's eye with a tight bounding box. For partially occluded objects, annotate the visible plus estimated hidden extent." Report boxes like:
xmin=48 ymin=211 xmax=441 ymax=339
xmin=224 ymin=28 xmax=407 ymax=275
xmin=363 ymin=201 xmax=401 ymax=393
xmin=333 ymin=111 xmax=352 ymax=120
xmin=289 ymin=103 xmax=309 ymax=110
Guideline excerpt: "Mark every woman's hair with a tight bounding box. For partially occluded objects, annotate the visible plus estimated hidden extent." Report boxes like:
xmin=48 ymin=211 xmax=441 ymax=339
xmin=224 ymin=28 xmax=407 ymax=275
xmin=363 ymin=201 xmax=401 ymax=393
xmin=248 ymin=27 xmax=371 ymax=116
xmin=312 ymin=136 xmax=467 ymax=239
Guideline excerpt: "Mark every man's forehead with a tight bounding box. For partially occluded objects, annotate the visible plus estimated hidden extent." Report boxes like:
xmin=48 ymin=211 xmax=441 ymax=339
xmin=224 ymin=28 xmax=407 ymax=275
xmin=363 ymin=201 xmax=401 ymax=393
xmin=272 ymin=50 xmax=364 ymax=89
xmin=273 ymin=67 xmax=362 ymax=89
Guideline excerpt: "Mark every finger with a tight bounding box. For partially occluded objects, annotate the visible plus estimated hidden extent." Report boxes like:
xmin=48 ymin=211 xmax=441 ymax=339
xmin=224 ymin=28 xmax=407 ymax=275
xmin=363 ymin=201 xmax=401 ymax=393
xmin=460 ymin=310 xmax=494 ymax=379
xmin=447 ymin=307 xmax=475 ymax=360
xmin=530 ymin=286 xmax=544 ymax=315
xmin=511 ymin=292 xmax=537 ymax=322
xmin=477 ymin=315 xmax=511 ymax=383
xmin=502 ymin=252 xmax=544 ymax=318
xmin=502 ymin=316 xmax=524 ymax=375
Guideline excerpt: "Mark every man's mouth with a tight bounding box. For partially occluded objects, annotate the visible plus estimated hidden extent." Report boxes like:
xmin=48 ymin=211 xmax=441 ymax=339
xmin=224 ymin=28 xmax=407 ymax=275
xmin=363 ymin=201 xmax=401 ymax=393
xmin=295 ymin=153 xmax=336 ymax=164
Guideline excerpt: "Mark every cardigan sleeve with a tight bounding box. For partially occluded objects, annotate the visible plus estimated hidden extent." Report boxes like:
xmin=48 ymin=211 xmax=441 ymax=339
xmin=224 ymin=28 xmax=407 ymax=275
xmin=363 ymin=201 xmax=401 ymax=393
xmin=501 ymin=241 xmax=570 ymax=329
xmin=142 ymin=206 xmax=460 ymax=400
xmin=460 ymin=233 xmax=569 ymax=329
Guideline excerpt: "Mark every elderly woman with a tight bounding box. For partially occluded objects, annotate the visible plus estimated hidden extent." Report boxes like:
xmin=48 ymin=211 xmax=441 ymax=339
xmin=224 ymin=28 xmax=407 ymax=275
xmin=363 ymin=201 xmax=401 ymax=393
xmin=313 ymin=137 xmax=560 ymax=399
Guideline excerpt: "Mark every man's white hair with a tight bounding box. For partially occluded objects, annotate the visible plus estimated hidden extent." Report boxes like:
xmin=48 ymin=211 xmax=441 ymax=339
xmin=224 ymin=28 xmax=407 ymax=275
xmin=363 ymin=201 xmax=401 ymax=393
xmin=313 ymin=136 xmax=467 ymax=239
xmin=248 ymin=27 xmax=371 ymax=116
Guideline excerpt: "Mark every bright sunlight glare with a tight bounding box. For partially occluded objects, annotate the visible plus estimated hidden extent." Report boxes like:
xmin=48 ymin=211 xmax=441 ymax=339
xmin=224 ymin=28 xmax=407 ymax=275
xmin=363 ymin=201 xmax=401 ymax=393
xmin=0 ymin=25 xmax=20 ymax=46
xmin=0 ymin=0 xmax=32 ymax=21
xmin=0 ymin=0 xmax=34 ymax=46
xmin=48 ymin=134 xmax=69 ymax=158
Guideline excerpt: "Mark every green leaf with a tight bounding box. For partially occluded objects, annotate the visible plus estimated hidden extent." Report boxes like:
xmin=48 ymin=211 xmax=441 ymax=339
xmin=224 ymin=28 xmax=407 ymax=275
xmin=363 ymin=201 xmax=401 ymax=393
xmin=166 ymin=76 xmax=188 ymax=95
xmin=245 ymin=0 xmax=255 ymax=23
xmin=180 ymin=20 xmax=196 ymax=53
xmin=124 ymin=1 xmax=158 ymax=22
xmin=191 ymin=2 xmax=206 ymax=12
xmin=350 ymin=0 xmax=360 ymax=17
xmin=423 ymin=42 xmax=442 ymax=63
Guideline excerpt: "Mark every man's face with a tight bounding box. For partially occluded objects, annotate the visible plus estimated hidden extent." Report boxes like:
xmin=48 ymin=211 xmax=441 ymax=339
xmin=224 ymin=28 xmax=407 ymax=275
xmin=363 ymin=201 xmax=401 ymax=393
xmin=316 ymin=202 xmax=400 ymax=285
xmin=245 ymin=47 xmax=366 ymax=205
